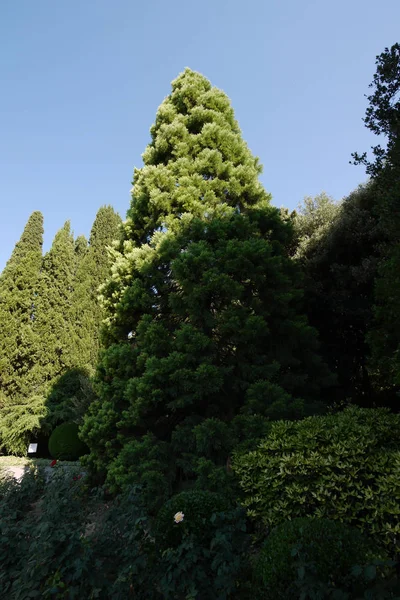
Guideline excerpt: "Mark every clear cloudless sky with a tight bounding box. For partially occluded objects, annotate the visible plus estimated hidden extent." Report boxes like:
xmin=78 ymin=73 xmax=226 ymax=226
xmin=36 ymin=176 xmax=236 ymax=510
xmin=1 ymin=0 xmax=399 ymax=271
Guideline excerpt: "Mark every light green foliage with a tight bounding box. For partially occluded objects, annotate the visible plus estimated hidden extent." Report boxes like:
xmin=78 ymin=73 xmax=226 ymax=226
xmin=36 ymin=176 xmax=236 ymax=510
xmin=70 ymin=206 xmax=122 ymax=373
xmin=81 ymin=68 xmax=333 ymax=501
xmin=48 ymin=422 xmax=89 ymax=460
xmin=0 ymin=394 xmax=47 ymax=456
xmin=0 ymin=211 xmax=118 ymax=452
xmin=233 ymin=406 xmax=400 ymax=557
xmin=74 ymin=234 xmax=88 ymax=263
xmin=292 ymin=192 xmax=342 ymax=260
xmin=253 ymin=517 xmax=388 ymax=599
xmin=0 ymin=212 xmax=43 ymax=402
xmin=34 ymin=221 xmax=77 ymax=391
xmin=0 ymin=212 xmax=44 ymax=454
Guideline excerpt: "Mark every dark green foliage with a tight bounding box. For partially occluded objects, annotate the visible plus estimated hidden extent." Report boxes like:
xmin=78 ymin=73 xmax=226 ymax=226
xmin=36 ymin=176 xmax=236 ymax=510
xmin=255 ymin=518 xmax=386 ymax=600
xmin=290 ymin=557 xmax=400 ymax=599
xmin=254 ymin=518 xmax=396 ymax=600
xmin=233 ymin=406 xmax=400 ymax=558
xmin=155 ymin=489 xmax=231 ymax=549
xmin=81 ymin=69 xmax=333 ymax=503
xmin=294 ymin=46 xmax=400 ymax=409
xmin=48 ymin=422 xmax=89 ymax=460
xmin=354 ymin=43 xmax=400 ymax=403
xmin=44 ymin=368 xmax=97 ymax=431
xmin=97 ymin=433 xmax=175 ymax=512
xmin=351 ymin=43 xmax=400 ymax=181
xmin=157 ymin=504 xmax=251 ymax=600
xmin=295 ymin=183 xmax=386 ymax=406
xmin=368 ymin=244 xmax=400 ymax=400
xmin=0 ymin=473 xmax=250 ymax=600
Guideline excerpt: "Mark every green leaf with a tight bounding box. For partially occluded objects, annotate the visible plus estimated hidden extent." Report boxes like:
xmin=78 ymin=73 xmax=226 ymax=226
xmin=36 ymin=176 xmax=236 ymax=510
xmin=363 ymin=564 xmax=376 ymax=580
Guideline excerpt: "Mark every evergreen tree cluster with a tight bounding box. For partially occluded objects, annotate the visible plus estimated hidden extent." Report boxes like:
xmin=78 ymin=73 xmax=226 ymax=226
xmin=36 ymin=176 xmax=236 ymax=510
xmin=0 ymin=43 xmax=398 ymax=517
xmin=293 ymin=43 xmax=400 ymax=410
xmin=0 ymin=206 xmax=121 ymax=454
xmin=80 ymin=68 xmax=335 ymax=504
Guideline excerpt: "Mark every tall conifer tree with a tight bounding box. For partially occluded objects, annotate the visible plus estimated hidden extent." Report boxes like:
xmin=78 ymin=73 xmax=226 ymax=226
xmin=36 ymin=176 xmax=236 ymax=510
xmin=33 ymin=221 xmax=76 ymax=392
xmin=0 ymin=212 xmax=44 ymax=454
xmin=81 ymin=69 xmax=333 ymax=503
xmin=70 ymin=206 xmax=122 ymax=373
xmin=0 ymin=211 xmax=43 ymax=402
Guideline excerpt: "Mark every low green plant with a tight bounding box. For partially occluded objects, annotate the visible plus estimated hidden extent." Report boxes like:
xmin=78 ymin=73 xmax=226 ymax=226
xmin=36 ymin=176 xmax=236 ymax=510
xmin=233 ymin=406 xmax=400 ymax=557
xmin=291 ymin=553 xmax=400 ymax=599
xmin=0 ymin=473 xmax=251 ymax=599
xmin=253 ymin=517 xmax=392 ymax=599
xmin=154 ymin=489 xmax=232 ymax=549
xmin=157 ymin=505 xmax=251 ymax=600
xmin=48 ymin=422 xmax=89 ymax=460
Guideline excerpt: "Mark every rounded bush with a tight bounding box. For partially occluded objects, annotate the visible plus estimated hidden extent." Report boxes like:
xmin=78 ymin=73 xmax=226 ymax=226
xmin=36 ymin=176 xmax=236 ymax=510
xmin=154 ymin=489 xmax=231 ymax=549
xmin=48 ymin=422 xmax=89 ymax=461
xmin=254 ymin=517 xmax=387 ymax=599
xmin=233 ymin=406 xmax=400 ymax=556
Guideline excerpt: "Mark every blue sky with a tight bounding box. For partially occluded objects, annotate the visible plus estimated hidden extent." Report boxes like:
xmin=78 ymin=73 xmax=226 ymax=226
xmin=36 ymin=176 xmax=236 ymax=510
xmin=1 ymin=0 xmax=399 ymax=271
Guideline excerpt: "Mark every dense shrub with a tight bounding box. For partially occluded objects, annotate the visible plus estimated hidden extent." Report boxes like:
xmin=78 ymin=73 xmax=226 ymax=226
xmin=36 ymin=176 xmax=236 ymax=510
xmin=0 ymin=394 xmax=47 ymax=456
xmin=253 ymin=517 xmax=393 ymax=599
xmin=157 ymin=504 xmax=251 ymax=600
xmin=233 ymin=406 xmax=400 ymax=557
xmin=0 ymin=473 xmax=250 ymax=599
xmin=154 ymin=489 xmax=232 ymax=549
xmin=48 ymin=422 xmax=89 ymax=460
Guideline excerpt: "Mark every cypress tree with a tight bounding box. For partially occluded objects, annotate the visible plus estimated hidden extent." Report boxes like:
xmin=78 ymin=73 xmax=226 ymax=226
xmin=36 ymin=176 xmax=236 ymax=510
xmin=0 ymin=212 xmax=44 ymax=453
xmin=70 ymin=206 xmax=122 ymax=374
xmin=81 ymin=69 xmax=333 ymax=503
xmin=74 ymin=235 xmax=89 ymax=269
xmin=33 ymin=221 xmax=76 ymax=393
xmin=0 ymin=211 xmax=43 ymax=401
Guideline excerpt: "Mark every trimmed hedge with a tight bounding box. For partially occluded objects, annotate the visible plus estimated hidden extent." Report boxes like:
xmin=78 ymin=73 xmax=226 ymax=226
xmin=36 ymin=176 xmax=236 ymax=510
xmin=48 ymin=422 xmax=89 ymax=461
xmin=233 ymin=406 xmax=400 ymax=557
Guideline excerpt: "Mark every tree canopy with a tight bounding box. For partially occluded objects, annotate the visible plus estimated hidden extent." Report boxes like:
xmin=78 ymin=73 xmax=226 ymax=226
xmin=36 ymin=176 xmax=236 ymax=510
xmin=81 ymin=68 xmax=334 ymax=505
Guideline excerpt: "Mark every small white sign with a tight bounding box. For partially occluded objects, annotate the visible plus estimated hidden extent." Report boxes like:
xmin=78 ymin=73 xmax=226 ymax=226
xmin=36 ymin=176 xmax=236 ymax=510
xmin=27 ymin=443 xmax=38 ymax=454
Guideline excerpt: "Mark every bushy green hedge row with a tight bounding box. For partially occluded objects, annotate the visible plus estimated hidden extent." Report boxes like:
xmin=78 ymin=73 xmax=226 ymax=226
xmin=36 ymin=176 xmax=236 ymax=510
xmin=0 ymin=473 xmax=250 ymax=600
xmin=233 ymin=405 xmax=400 ymax=557
xmin=1 ymin=470 xmax=399 ymax=599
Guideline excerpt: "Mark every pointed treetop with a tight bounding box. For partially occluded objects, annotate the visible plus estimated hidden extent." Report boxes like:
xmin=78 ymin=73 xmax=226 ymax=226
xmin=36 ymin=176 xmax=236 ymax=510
xmin=3 ymin=211 xmax=43 ymax=274
xmin=74 ymin=235 xmax=88 ymax=259
xmin=127 ymin=68 xmax=269 ymax=244
xmin=89 ymin=205 xmax=122 ymax=250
